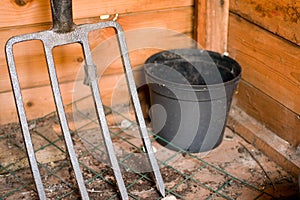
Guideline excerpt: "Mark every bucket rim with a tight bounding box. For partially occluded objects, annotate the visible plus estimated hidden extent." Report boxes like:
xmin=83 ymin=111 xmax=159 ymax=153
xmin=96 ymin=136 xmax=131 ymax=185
xmin=144 ymin=49 xmax=242 ymax=92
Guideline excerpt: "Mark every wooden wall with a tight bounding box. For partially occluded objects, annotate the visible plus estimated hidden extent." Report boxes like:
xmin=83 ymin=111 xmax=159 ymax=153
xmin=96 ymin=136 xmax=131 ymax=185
xmin=0 ymin=0 xmax=194 ymax=124
xmin=1 ymin=0 xmax=299 ymax=150
xmin=228 ymin=0 xmax=300 ymax=147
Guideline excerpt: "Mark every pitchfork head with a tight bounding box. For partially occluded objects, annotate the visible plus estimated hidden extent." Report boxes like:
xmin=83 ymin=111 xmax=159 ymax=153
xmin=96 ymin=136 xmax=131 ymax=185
xmin=5 ymin=0 xmax=165 ymax=199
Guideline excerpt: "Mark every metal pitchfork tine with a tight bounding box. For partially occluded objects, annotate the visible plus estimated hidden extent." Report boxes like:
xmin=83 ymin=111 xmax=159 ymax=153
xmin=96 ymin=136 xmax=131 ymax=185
xmin=5 ymin=0 xmax=165 ymax=199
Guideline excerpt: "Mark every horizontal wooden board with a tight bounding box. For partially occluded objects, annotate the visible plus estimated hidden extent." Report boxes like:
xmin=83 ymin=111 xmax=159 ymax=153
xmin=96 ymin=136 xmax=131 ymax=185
xmin=235 ymin=80 xmax=300 ymax=147
xmin=0 ymin=7 xmax=194 ymax=93
xmin=229 ymin=0 xmax=300 ymax=45
xmin=0 ymin=73 xmax=123 ymax=125
xmin=228 ymin=13 xmax=300 ymax=115
xmin=0 ymin=0 xmax=193 ymax=28
xmin=228 ymin=106 xmax=300 ymax=177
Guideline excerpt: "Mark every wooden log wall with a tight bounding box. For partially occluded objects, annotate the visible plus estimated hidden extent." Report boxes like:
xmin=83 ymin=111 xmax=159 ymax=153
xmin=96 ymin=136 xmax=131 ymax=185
xmin=228 ymin=0 xmax=300 ymax=147
xmin=0 ymin=0 xmax=194 ymax=124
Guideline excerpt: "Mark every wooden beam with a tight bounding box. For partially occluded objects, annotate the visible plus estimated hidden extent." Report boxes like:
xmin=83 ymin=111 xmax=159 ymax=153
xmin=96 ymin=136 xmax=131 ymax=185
xmin=194 ymin=0 xmax=207 ymax=48
xmin=228 ymin=105 xmax=300 ymax=177
xmin=195 ymin=0 xmax=229 ymax=53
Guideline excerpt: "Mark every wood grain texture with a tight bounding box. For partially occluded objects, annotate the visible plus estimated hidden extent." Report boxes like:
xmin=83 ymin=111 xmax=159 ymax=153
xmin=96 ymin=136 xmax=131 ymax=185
xmin=0 ymin=0 xmax=193 ymax=28
xmin=230 ymin=0 xmax=300 ymax=45
xmin=228 ymin=13 xmax=300 ymax=115
xmin=0 ymin=73 xmax=122 ymax=125
xmin=205 ymin=0 xmax=229 ymax=53
xmin=0 ymin=7 xmax=194 ymax=93
xmin=195 ymin=0 xmax=229 ymax=53
xmin=228 ymin=106 xmax=300 ymax=177
xmin=194 ymin=0 xmax=207 ymax=48
xmin=235 ymin=80 xmax=300 ymax=147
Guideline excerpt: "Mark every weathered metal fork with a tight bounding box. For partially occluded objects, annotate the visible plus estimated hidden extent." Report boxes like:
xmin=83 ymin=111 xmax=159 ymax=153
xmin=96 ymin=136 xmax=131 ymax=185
xmin=5 ymin=0 xmax=165 ymax=199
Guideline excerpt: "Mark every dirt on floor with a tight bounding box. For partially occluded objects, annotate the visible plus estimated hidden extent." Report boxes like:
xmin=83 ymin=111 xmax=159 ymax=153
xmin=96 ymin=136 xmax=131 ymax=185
xmin=0 ymin=112 xmax=299 ymax=200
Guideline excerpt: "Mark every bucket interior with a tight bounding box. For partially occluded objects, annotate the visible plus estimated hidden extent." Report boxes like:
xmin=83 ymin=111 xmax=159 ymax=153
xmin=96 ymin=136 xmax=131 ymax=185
xmin=145 ymin=50 xmax=241 ymax=87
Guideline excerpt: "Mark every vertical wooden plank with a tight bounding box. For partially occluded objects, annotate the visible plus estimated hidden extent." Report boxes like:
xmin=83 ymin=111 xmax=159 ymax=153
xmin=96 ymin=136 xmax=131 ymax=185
xmin=195 ymin=0 xmax=229 ymax=53
xmin=194 ymin=0 xmax=207 ymax=48
xmin=206 ymin=0 xmax=229 ymax=52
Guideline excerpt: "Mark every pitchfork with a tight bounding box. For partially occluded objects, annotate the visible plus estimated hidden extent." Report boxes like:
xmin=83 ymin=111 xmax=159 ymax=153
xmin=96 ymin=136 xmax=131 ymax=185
xmin=5 ymin=0 xmax=165 ymax=199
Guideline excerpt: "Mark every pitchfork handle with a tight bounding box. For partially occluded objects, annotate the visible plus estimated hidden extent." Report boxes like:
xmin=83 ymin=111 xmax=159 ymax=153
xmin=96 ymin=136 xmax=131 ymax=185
xmin=50 ymin=0 xmax=75 ymax=33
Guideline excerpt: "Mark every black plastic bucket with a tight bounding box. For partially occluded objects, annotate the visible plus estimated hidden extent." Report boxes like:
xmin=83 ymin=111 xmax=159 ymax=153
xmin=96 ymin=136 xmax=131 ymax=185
xmin=144 ymin=49 xmax=241 ymax=153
